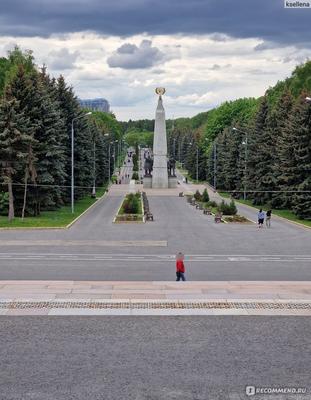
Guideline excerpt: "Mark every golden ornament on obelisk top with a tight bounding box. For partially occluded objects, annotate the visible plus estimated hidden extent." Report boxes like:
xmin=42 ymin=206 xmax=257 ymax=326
xmin=155 ymin=87 xmax=166 ymax=96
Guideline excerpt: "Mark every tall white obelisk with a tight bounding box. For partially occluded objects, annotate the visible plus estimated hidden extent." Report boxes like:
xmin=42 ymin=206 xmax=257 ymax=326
xmin=152 ymin=88 xmax=169 ymax=188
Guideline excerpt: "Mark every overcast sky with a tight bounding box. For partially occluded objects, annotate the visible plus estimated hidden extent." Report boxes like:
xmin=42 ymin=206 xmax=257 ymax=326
xmin=0 ymin=0 xmax=310 ymax=120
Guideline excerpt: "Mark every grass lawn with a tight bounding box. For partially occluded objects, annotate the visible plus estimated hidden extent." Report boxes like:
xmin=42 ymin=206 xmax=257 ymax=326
xmin=219 ymin=192 xmax=311 ymax=228
xmin=0 ymin=185 xmax=108 ymax=228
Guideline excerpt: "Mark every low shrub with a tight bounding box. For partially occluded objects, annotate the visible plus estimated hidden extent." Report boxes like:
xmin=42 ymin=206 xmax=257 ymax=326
xmin=217 ymin=199 xmax=237 ymax=215
xmin=122 ymin=193 xmax=141 ymax=214
xmin=207 ymin=200 xmax=218 ymax=208
xmin=224 ymin=215 xmax=249 ymax=223
xmin=132 ymin=172 xmax=139 ymax=181
xmin=202 ymin=188 xmax=209 ymax=203
xmin=194 ymin=190 xmax=202 ymax=201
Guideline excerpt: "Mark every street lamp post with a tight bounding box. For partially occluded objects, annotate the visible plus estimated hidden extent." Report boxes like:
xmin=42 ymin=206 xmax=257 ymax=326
xmin=196 ymin=146 xmax=199 ymax=183
xmin=114 ymin=140 xmax=118 ymax=173
xmin=189 ymin=142 xmax=199 ymax=183
xmin=71 ymin=112 xmax=92 ymax=214
xmin=92 ymin=138 xmax=96 ymax=198
xmin=213 ymin=143 xmax=217 ymax=190
xmin=233 ymin=127 xmax=248 ymax=200
xmin=173 ymin=138 xmax=176 ymax=159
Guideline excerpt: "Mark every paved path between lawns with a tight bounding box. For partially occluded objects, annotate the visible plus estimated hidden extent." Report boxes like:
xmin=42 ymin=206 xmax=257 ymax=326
xmin=1 ymin=280 xmax=311 ymax=315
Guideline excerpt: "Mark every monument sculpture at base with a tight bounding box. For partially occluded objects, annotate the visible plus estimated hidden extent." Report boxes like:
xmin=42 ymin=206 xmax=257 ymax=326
xmin=143 ymin=87 xmax=177 ymax=189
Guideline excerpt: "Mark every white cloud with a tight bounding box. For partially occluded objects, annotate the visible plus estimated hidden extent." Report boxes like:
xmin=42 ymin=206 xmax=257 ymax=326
xmin=48 ymin=48 xmax=80 ymax=70
xmin=0 ymin=32 xmax=310 ymax=120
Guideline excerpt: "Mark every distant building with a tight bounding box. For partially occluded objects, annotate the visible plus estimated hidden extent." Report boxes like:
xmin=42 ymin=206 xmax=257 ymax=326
xmin=79 ymin=98 xmax=110 ymax=113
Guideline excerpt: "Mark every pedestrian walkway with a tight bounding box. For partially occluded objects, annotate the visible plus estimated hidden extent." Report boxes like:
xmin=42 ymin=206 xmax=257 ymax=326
xmin=1 ymin=281 xmax=310 ymax=315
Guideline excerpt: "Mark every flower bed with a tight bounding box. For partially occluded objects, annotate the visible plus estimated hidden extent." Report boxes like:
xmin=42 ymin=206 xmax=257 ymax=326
xmin=114 ymin=192 xmax=144 ymax=223
xmin=223 ymin=215 xmax=253 ymax=223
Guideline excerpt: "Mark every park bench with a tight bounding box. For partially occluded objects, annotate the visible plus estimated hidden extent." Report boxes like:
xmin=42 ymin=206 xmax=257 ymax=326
xmin=214 ymin=213 xmax=222 ymax=223
xmin=146 ymin=212 xmax=154 ymax=221
xmin=203 ymin=208 xmax=212 ymax=215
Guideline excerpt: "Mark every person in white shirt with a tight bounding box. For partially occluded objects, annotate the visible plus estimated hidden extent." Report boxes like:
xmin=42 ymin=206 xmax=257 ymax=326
xmin=258 ymin=209 xmax=265 ymax=228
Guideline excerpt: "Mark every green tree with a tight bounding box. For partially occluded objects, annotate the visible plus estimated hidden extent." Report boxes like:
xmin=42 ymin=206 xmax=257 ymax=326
xmin=0 ymin=92 xmax=33 ymax=221
xmin=291 ymin=93 xmax=311 ymax=218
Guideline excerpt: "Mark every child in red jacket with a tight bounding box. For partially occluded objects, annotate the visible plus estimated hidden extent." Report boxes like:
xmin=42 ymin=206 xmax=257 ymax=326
xmin=176 ymin=253 xmax=186 ymax=281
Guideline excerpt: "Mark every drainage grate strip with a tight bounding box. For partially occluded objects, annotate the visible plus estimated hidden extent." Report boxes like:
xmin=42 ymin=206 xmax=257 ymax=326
xmin=0 ymin=301 xmax=310 ymax=310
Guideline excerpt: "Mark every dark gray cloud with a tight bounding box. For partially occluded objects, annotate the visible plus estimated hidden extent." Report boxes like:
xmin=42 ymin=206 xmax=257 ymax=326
xmin=0 ymin=0 xmax=310 ymax=47
xmin=107 ymin=40 xmax=164 ymax=69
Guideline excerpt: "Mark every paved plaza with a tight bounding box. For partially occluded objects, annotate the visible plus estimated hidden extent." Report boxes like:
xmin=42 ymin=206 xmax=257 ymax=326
xmin=0 ymin=180 xmax=310 ymax=282
xmin=0 ymin=316 xmax=310 ymax=399
xmin=0 ymin=175 xmax=310 ymax=399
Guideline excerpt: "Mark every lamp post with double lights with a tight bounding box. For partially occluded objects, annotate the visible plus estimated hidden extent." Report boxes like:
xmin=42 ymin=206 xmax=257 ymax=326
xmin=172 ymin=138 xmax=176 ymax=159
xmin=233 ymin=127 xmax=248 ymax=200
xmin=213 ymin=142 xmax=217 ymax=191
xmin=71 ymin=112 xmax=92 ymax=214
xmin=113 ymin=139 xmax=118 ymax=173
xmin=189 ymin=141 xmax=199 ymax=183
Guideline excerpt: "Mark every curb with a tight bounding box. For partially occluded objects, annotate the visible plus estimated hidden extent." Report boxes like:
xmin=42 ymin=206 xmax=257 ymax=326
xmin=66 ymin=187 xmax=109 ymax=229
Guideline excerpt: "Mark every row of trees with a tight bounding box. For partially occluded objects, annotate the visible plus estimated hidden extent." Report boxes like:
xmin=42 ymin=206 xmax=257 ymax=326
xmin=0 ymin=47 xmax=122 ymax=221
xmin=165 ymin=62 xmax=311 ymax=219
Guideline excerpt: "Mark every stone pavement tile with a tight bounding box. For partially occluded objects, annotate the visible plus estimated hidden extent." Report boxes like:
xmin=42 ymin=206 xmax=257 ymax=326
xmin=0 ymin=280 xmax=75 ymax=285
xmin=278 ymin=293 xmax=311 ymax=299
xmin=245 ymin=309 xmax=311 ymax=316
xmin=0 ymin=310 xmax=8 ymax=315
xmin=210 ymin=309 xmax=249 ymax=315
xmin=70 ymin=289 xmax=116 ymax=294
xmin=162 ymin=289 xmax=204 ymax=294
xmin=70 ymin=289 xmax=167 ymax=295
xmin=46 ymin=284 xmax=92 ymax=289
xmin=2 ymin=284 xmax=48 ymax=289
xmin=201 ymin=289 xmax=231 ymax=294
xmin=48 ymin=309 xmax=132 ymax=315
xmin=54 ymin=294 xmax=112 ymax=299
xmin=225 ymin=293 xmax=279 ymax=299
xmin=0 ymin=289 xmax=71 ymax=294
xmin=130 ymin=309 xmax=217 ymax=316
xmin=165 ymin=294 xmax=218 ymax=299
xmin=277 ymin=299 xmax=311 ymax=303
xmin=5 ymin=309 xmax=50 ymax=315
xmin=90 ymin=284 xmax=114 ymax=289
xmin=113 ymin=283 xmax=167 ymax=289
xmin=111 ymin=293 xmax=166 ymax=299
xmin=0 ymin=292 xmax=56 ymax=301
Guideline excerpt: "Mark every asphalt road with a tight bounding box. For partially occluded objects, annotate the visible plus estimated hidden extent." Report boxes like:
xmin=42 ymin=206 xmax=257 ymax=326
xmin=0 ymin=317 xmax=310 ymax=400
xmin=0 ymin=193 xmax=310 ymax=281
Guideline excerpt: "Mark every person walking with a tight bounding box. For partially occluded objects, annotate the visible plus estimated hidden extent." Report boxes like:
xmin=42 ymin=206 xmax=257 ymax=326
xmin=266 ymin=209 xmax=272 ymax=228
xmin=258 ymin=208 xmax=265 ymax=228
xmin=176 ymin=252 xmax=186 ymax=281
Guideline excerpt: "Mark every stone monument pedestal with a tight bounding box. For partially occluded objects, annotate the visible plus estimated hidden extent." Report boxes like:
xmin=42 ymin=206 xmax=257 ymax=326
xmin=143 ymin=176 xmax=152 ymax=189
xmin=168 ymin=176 xmax=178 ymax=188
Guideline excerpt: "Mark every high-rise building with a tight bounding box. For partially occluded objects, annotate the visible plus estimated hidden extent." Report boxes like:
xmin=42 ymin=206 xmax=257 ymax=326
xmin=79 ymin=98 xmax=110 ymax=113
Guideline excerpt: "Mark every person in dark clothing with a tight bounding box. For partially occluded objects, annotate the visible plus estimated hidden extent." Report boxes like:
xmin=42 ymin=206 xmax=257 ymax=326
xmin=266 ymin=209 xmax=272 ymax=228
xmin=176 ymin=253 xmax=186 ymax=281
